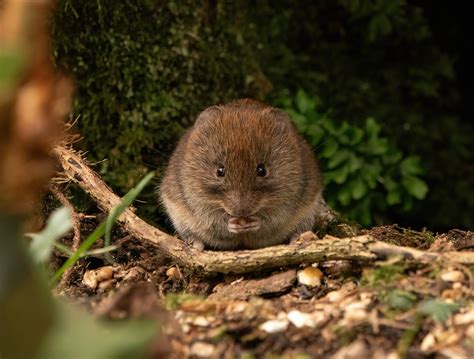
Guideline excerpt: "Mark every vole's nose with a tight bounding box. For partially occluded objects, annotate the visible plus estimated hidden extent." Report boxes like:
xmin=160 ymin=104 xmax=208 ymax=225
xmin=226 ymin=191 xmax=255 ymax=217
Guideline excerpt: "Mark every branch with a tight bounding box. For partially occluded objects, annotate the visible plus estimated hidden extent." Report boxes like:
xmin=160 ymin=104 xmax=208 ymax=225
xmin=52 ymin=145 xmax=474 ymax=274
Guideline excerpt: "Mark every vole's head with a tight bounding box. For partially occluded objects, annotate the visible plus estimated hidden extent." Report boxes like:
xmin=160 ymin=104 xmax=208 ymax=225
xmin=181 ymin=100 xmax=308 ymax=234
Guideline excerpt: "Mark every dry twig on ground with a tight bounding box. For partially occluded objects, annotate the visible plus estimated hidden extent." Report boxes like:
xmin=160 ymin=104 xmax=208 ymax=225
xmin=52 ymin=145 xmax=474 ymax=275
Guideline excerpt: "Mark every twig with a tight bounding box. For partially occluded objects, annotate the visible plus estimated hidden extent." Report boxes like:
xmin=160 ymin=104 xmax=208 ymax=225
xmin=49 ymin=184 xmax=81 ymax=250
xmin=51 ymin=145 xmax=474 ymax=275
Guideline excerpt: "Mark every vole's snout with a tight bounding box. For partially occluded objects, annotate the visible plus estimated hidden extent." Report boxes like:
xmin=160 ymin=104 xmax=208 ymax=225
xmin=224 ymin=191 xmax=256 ymax=218
xmin=223 ymin=191 xmax=261 ymax=234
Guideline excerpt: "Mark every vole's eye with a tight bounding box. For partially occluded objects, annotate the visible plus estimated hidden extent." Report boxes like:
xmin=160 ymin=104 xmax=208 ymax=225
xmin=216 ymin=164 xmax=225 ymax=177
xmin=256 ymin=163 xmax=267 ymax=177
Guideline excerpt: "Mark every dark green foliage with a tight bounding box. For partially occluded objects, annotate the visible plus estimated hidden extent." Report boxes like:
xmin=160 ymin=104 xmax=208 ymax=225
xmin=52 ymin=0 xmax=473 ymax=229
xmin=281 ymin=90 xmax=428 ymax=226
xmin=244 ymin=0 xmax=472 ymax=230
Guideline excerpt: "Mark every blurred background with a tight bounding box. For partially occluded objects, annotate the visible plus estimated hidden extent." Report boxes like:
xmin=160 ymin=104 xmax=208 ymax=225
xmin=52 ymin=0 xmax=473 ymax=231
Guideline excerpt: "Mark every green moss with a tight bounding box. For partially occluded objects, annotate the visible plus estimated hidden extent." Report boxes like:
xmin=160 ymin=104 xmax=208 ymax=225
xmin=361 ymin=261 xmax=408 ymax=287
xmin=52 ymin=0 xmax=264 ymax=196
xmin=164 ymin=292 xmax=204 ymax=311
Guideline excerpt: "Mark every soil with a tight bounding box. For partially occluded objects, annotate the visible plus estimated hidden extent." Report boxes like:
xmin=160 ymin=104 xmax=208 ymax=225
xmin=52 ymin=218 xmax=474 ymax=358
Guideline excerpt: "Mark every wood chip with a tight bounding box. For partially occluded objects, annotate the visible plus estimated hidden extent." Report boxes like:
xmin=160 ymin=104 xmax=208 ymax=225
xmin=95 ymin=266 xmax=114 ymax=281
xmin=440 ymin=270 xmax=464 ymax=283
xmin=209 ymin=269 xmax=296 ymax=300
xmin=82 ymin=270 xmax=98 ymax=289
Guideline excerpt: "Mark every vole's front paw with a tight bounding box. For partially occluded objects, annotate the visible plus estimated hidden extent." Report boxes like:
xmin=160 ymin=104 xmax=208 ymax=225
xmin=183 ymin=236 xmax=205 ymax=251
xmin=290 ymin=231 xmax=318 ymax=243
xmin=191 ymin=238 xmax=205 ymax=251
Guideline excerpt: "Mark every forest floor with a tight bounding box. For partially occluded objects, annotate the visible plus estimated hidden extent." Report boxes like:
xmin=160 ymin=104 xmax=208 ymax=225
xmin=52 ymin=219 xmax=474 ymax=358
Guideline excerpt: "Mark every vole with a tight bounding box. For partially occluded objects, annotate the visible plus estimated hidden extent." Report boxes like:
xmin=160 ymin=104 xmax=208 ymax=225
xmin=160 ymin=99 xmax=330 ymax=250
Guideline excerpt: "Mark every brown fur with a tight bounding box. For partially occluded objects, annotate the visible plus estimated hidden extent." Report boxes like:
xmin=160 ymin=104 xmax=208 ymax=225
xmin=160 ymin=99 xmax=325 ymax=250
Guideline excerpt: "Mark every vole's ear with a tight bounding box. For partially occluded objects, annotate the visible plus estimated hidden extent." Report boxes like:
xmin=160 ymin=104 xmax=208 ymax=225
xmin=194 ymin=106 xmax=222 ymax=126
xmin=266 ymin=108 xmax=293 ymax=127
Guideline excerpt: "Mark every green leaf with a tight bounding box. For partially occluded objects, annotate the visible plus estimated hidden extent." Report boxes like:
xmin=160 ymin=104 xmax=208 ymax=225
xmin=347 ymin=127 xmax=364 ymax=146
xmin=288 ymin=109 xmax=308 ymax=132
xmin=28 ymin=207 xmax=72 ymax=263
xmin=400 ymin=156 xmax=424 ymax=176
xmin=306 ymin=123 xmax=325 ymax=146
xmin=0 ymin=51 xmax=25 ymax=94
xmin=305 ymin=108 xmax=323 ymax=123
xmin=365 ymin=117 xmax=381 ymax=138
xmin=387 ymin=189 xmax=402 ymax=205
xmin=381 ymin=149 xmax=402 ymax=165
xmin=331 ymin=164 xmax=350 ymax=184
xmin=295 ymin=89 xmax=314 ymax=113
xmin=337 ymin=186 xmax=352 ymax=206
xmin=320 ymin=138 xmax=339 ymax=158
xmin=368 ymin=137 xmax=389 ymax=155
xmin=387 ymin=290 xmax=417 ymax=310
xmin=402 ymin=195 xmax=414 ymax=211
xmin=377 ymin=14 xmax=392 ymax=35
xmin=357 ymin=198 xmax=373 ymax=226
xmin=322 ymin=120 xmax=340 ymax=136
xmin=417 ymin=300 xmax=460 ymax=323
xmin=105 ymin=171 xmax=156 ymax=250
xmin=402 ymin=176 xmax=428 ymax=200
xmin=351 ymin=176 xmax=367 ymax=200
xmin=327 ymin=149 xmax=350 ymax=169
xmin=382 ymin=176 xmax=398 ymax=191
xmin=361 ymin=164 xmax=382 ymax=189
xmin=334 ymin=121 xmax=350 ymax=137
xmin=347 ymin=154 xmax=362 ymax=173
xmin=39 ymin=303 xmax=156 ymax=358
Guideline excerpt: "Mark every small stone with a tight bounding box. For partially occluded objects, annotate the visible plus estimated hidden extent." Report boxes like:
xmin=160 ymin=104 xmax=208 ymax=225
xmin=82 ymin=270 xmax=98 ymax=289
xmin=452 ymin=282 xmax=462 ymax=289
xmin=344 ymin=309 xmax=367 ymax=322
xmin=326 ymin=290 xmax=343 ymax=302
xmin=441 ymin=288 xmax=463 ymax=300
xmin=98 ymin=278 xmax=116 ymax=291
xmin=343 ymin=299 xmax=371 ymax=323
xmin=227 ymin=302 xmax=247 ymax=313
xmin=288 ymin=310 xmax=315 ymax=328
xmin=332 ymin=339 xmax=369 ymax=359
xmin=386 ymin=352 xmax=399 ymax=359
xmin=95 ymin=266 xmax=114 ymax=281
xmin=420 ymin=332 xmax=436 ymax=352
xmin=440 ymin=270 xmax=464 ymax=282
xmin=192 ymin=316 xmax=210 ymax=327
xmin=181 ymin=324 xmax=191 ymax=334
xmin=466 ymin=324 xmax=474 ymax=338
xmin=345 ymin=298 xmax=371 ymax=312
xmin=287 ymin=309 xmax=326 ymax=328
xmin=259 ymin=319 xmax=289 ymax=333
xmin=297 ymin=266 xmax=324 ymax=287
xmin=324 ymin=282 xmax=356 ymax=302
xmin=453 ymin=310 xmax=474 ymax=325
xmin=190 ymin=342 xmax=215 ymax=357
xmin=123 ymin=266 xmax=145 ymax=281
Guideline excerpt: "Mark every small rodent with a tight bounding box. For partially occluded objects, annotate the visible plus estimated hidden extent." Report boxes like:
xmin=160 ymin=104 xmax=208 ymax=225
xmin=160 ymin=99 xmax=328 ymax=250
